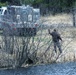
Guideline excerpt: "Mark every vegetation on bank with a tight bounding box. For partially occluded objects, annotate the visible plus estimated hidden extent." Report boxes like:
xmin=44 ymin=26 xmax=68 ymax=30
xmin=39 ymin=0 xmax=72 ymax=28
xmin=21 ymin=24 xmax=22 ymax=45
xmin=0 ymin=0 xmax=76 ymax=7
xmin=0 ymin=0 xmax=76 ymax=68
xmin=0 ymin=2 xmax=6 ymax=7
xmin=0 ymin=13 xmax=75 ymax=68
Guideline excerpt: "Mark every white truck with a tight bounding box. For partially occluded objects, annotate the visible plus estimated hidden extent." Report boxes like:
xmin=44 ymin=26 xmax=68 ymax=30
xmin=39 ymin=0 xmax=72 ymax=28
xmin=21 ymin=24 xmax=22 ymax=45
xmin=0 ymin=5 xmax=40 ymax=36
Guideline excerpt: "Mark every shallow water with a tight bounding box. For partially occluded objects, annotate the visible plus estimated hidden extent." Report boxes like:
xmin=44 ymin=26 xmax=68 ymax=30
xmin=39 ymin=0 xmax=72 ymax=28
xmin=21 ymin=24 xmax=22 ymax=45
xmin=0 ymin=62 xmax=76 ymax=75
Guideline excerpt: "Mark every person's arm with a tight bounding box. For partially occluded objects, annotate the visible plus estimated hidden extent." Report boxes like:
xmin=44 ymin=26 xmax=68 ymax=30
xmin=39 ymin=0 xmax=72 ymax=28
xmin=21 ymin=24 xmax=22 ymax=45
xmin=58 ymin=34 xmax=62 ymax=41
xmin=59 ymin=36 xmax=62 ymax=41
xmin=48 ymin=29 xmax=52 ymax=35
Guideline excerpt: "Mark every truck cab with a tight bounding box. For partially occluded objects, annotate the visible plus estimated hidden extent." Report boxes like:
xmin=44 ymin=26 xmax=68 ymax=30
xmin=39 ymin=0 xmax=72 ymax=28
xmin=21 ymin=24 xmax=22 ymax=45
xmin=0 ymin=7 xmax=7 ymax=15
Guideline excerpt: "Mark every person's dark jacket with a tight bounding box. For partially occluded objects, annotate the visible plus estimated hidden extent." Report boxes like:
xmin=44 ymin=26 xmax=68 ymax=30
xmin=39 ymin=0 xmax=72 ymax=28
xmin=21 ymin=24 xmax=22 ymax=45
xmin=48 ymin=30 xmax=62 ymax=42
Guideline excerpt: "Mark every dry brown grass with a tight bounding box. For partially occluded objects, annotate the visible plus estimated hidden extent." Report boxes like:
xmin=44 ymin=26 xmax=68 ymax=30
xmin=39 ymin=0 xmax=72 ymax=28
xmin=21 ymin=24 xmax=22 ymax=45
xmin=41 ymin=13 xmax=73 ymax=27
xmin=0 ymin=13 xmax=76 ymax=68
xmin=37 ymin=13 xmax=76 ymax=63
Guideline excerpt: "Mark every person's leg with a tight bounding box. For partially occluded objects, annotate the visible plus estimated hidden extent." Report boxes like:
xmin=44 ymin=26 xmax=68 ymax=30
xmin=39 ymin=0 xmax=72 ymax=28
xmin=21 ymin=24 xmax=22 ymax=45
xmin=57 ymin=42 xmax=62 ymax=53
xmin=54 ymin=42 xmax=57 ymax=53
